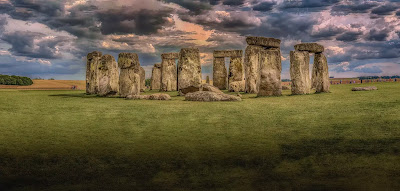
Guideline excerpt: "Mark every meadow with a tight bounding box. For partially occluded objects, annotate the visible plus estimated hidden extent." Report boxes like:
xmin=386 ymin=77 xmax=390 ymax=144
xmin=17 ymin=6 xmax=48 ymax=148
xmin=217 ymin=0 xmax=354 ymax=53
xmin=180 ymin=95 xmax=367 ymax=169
xmin=0 ymin=82 xmax=399 ymax=190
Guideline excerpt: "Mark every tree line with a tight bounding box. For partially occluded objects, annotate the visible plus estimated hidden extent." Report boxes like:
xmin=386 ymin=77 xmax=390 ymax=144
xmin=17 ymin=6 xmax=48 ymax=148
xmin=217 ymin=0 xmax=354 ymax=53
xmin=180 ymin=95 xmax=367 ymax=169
xmin=0 ymin=74 xmax=33 ymax=86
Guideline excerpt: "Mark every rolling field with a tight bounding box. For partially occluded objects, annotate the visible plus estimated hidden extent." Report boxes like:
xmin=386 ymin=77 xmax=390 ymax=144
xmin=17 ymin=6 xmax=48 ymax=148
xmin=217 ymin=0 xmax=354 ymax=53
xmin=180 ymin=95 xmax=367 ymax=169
xmin=0 ymin=80 xmax=86 ymax=90
xmin=0 ymin=83 xmax=399 ymax=190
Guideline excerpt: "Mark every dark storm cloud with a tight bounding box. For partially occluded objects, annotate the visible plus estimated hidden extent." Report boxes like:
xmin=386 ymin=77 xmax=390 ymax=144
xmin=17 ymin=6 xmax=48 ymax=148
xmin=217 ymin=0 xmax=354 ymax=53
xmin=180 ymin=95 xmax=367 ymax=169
xmin=0 ymin=16 xmax=7 ymax=33
xmin=367 ymin=29 xmax=389 ymax=41
xmin=331 ymin=2 xmax=378 ymax=15
xmin=279 ymin=0 xmax=341 ymax=12
xmin=222 ymin=0 xmax=245 ymax=6
xmin=310 ymin=25 xmax=345 ymax=40
xmin=252 ymin=1 xmax=276 ymax=12
xmin=336 ymin=31 xmax=363 ymax=42
xmin=371 ymin=5 xmax=398 ymax=15
xmin=97 ymin=8 xmax=173 ymax=35
xmin=161 ymin=0 xmax=212 ymax=15
xmin=1 ymin=31 xmax=69 ymax=59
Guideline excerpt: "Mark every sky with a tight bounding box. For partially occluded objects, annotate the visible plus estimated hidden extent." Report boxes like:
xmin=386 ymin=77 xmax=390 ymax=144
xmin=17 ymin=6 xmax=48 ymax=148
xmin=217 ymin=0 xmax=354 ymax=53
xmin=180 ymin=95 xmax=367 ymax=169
xmin=0 ymin=0 xmax=399 ymax=80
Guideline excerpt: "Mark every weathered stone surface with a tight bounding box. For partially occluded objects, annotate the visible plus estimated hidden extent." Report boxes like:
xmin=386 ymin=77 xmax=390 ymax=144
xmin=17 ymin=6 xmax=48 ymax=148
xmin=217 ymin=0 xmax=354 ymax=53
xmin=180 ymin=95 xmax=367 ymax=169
xmin=206 ymin=76 xmax=210 ymax=84
xmin=118 ymin=53 xmax=140 ymax=69
xmin=229 ymin=80 xmax=245 ymax=92
xmin=294 ymin=43 xmax=324 ymax=53
xmin=185 ymin=91 xmax=241 ymax=102
xmin=98 ymin=54 xmax=119 ymax=96
xmin=118 ymin=53 xmax=141 ymax=97
xmin=244 ymin=45 xmax=263 ymax=93
xmin=213 ymin=57 xmax=227 ymax=90
xmin=178 ymin=48 xmax=201 ymax=94
xmin=352 ymin=86 xmax=378 ymax=91
xmin=151 ymin=63 xmax=161 ymax=90
xmin=161 ymin=57 xmax=177 ymax=92
xmin=290 ymin=51 xmax=311 ymax=95
xmin=228 ymin=56 xmax=243 ymax=85
xmin=246 ymin=36 xmax=281 ymax=48
xmin=178 ymin=84 xmax=223 ymax=95
xmin=161 ymin=53 xmax=179 ymax=60
xmin=126 ymin=93 xmax=171 ymax=100
xmin=140 ymin=66 xmax=145 ymax=92
xmin=86 ymin=51 xmax=102 ymax=94
xmin=257 ymin=49 xmax=282 ymax=96
xmin=213 ymin=50 xmax=242 ymax=58
xmin=313 ymin=53 xmax=330 ymax=93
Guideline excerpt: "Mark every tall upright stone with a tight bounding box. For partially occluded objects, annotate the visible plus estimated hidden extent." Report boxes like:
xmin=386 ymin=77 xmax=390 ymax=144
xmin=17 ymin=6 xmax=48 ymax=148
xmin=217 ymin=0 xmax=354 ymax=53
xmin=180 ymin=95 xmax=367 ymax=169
xmin=118 ymin=53 xmax=141 ymax=98
xmin=212 ymin=57 xmax=227 ymax=90
xmin=244 ymin=45 xmax=262 ymax=94
xmin=86 ymin=51 xmax=102 ymax=94
xmin=98 ymin=54 xmax=119 ymax=96
xmin=178 ymin=48 xmax=201 ymax=94
xmin=290 ymin=51 xmax=311 ymax=95
xmin=161 ymin=53 xmax=179 ymax=91
xmin=314 ymin=53 xmax=330 ymax=93
xmin=151 ymin=63 xmax=161 ymax=90
xmin=206 ymin=76 xmax=210 ymax=84
xmin=140 ymin=66 xmax=145 ymax=92
xmin=257 ymin=49 xmax=282 ymax=96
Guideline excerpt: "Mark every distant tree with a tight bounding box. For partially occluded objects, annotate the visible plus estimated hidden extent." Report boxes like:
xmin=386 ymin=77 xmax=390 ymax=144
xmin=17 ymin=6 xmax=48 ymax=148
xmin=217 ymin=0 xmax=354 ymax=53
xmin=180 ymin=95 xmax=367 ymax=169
xmin=0 ymin=74 xmax=33 ymax=85
xmin=145 ymin=79 xmax=151 ymax=87
xmin=48 ymin=78 xmax=55 ymax=80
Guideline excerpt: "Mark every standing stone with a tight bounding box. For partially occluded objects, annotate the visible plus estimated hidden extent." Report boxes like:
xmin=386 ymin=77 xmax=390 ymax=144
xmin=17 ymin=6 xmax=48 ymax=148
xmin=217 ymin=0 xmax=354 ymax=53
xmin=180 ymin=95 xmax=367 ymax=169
xmin=290 ymin=51 xmax=311 ymax=95
xmin=257 ymin=49 xmax=282 ymax=96
xmin=311 ymin=61 xmax=318 ymax=89
xmin=178 ymin=48 xmax=201 ymax=94
xmin=118 ymin=53 xmax=141 ymax=97
xmin=86 ymin=51 xmax=102 ymax=94
xmin=244 ymin=45 xmax=263 ymax=93
xmin=151 ymin=63 xmax=161 ymax=90
xmin=161 ymin=53 xmax=178 ymax=91
xmin=98 ymin=55 xmax=119 ymax=96
xmin=213 ymin=57 xmax=227 ymax=90
xmin=314 ymin=53 xmax=330 ymax=93
xmin=228 ymin=56 xmax=243 ymax=86
xmin=140 ymin=67 xmax=145 ymax=92
xmin=206 ymin=76 xmax=210 ymax=84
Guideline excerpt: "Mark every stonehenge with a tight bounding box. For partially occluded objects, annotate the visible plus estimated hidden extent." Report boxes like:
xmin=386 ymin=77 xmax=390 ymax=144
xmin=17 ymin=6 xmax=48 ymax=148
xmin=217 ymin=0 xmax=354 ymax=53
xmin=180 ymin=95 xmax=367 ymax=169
xmin=290 ymin=43 xmax=330 ymax=94
xmin=161 ymin=53 xmax=179 ymax=92
xmin=150 ymin=63 xmax=161 ymax=90
xmin=85 ymin=36 xmax=331 ymax=101
xmin=118 ymin=53 xmax=141 ymax=98
xmin=86 ymin=51 xmax=102 ymax=94
xmin=178 ymin=48 xmax=202 ymax=95
xmin=98 ymin=54 xmax=119 ymax=96
xmin=244 ymin=36 xmax=282 ymax=96
xmin=213 ymin=50 xmax=243 ymax=91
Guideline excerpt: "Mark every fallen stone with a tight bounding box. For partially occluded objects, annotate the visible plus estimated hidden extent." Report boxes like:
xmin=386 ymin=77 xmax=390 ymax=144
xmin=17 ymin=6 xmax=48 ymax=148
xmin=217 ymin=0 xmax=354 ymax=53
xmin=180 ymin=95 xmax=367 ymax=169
xmin=200 ymin=84 xmax=223 ymax=94
xmin=313 ymin=53 xmax=330 ymax=93
xmin=257 ymin=49 xmax=282 ymax=97
xmin=213 ymin=50 xmax=242 ymax=58
xmin=118 ymin=53 xmax=141 ymax=97
xmin=140 ymin=66 xmax=145 ymax=92
xmin=229 ymin=80 xmax=245 ymax=92
xmin=178 ymin=48 xmax=202 ymax=94
xmin=282 ymin=85 xmax=291 ymax=90
xmin=86 ymin=51 xmax=102 ymax=94
xmin=352 ymin=86 xmax=378 ymax=91
xmin=294 ymin=43 xmax=324 ymax=53
xmin=98 ymin=54 xmax=119 ymax=96
xmin=290 ymin=51 xmax=311 ymax=95
xmin=126 ymin=93 xmax=171 ymax=100
xmin=151 ymin=63 xmax=161 ymax=90
xmin=244 ymin=45 xmax=263 ymax=93
xmin=185 ymin=91 xmax=241 ymax=102
xmin=213 ymin=57 xmax=227 ymax=90
xmin=246 ymin=36 xmax=281 ymax=48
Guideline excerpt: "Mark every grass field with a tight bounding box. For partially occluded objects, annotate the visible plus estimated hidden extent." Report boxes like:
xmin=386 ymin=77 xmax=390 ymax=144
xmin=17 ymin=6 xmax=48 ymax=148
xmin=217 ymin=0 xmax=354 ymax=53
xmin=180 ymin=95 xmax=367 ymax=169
xmin=0 ymin=83 xmax=399 ymax=190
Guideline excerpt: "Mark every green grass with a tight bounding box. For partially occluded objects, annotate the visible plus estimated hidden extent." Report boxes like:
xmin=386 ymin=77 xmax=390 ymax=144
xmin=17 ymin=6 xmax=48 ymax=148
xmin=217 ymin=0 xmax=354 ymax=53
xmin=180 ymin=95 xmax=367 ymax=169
xmin=0 ymin=83 xmax=399 ymax=191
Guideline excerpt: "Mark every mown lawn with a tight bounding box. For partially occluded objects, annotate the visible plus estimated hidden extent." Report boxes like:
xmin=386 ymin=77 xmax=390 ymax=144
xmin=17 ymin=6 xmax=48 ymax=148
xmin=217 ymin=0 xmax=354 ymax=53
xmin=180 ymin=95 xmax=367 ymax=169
xmin=0 ymin=83 xmax=399 ymax=190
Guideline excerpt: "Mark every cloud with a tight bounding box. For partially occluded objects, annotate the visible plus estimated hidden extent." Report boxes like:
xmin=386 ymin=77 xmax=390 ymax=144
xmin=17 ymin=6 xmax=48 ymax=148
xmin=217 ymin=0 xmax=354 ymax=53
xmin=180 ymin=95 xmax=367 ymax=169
xmin=1 ymin=31 xmax=70 ymax=59
xmin=371 ymin=4 xmax=398 ymax=16
xmin=252 ymin=1 xmax=276 ymax=12
xmin=367 ymin=29 xmax=389 ymax=41
xmin=331 ymin=2 xmax=378 ymax=15
xmin=353 ymin=65 xmax=382 ymax=73
xmin=222 ymin=0 xmax=245 ymax=6
xmin=278 ymin=0 xmax=341 ymax=12
xmin=336 ymin=31 xmax=363 ymax=42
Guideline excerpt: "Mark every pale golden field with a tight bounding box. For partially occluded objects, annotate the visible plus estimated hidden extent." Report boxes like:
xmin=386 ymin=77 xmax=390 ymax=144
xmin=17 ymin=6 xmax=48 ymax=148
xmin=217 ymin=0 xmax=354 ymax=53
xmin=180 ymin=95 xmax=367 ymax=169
xmin=0 ymin=80 xmax=86 ymax=90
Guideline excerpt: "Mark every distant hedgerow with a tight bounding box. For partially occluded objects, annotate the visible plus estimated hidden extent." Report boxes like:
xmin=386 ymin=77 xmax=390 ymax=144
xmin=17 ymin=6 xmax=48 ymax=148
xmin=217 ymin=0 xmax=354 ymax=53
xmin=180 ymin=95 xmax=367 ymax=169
xmin=0 ymin=74 xmax=33 ymax=86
